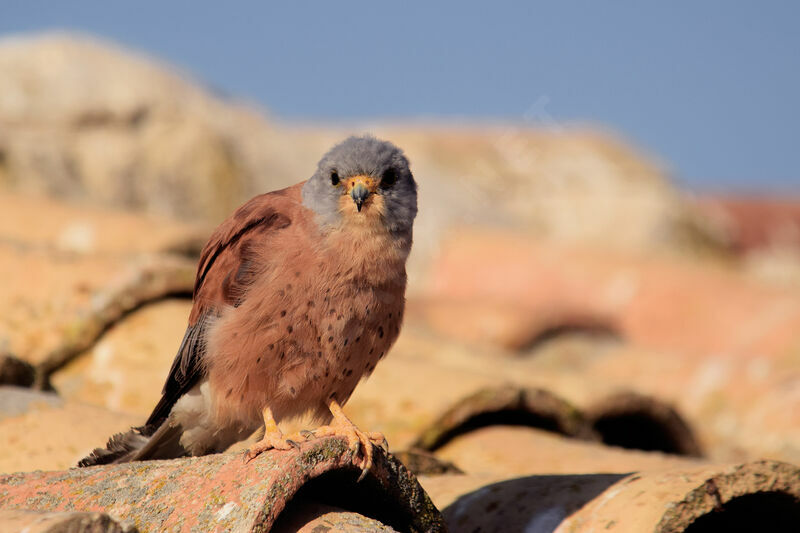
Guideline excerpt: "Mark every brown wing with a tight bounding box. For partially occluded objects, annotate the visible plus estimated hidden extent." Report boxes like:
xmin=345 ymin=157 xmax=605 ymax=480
xmin=145 ymin=187 xmax=297 ymax=429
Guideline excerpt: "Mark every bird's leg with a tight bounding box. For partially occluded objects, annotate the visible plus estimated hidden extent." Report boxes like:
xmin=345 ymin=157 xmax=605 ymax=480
xmin=243 ymin=406 xmax=309 ymax=463
xmin=312 ymin=399 xmax=388 ymax=481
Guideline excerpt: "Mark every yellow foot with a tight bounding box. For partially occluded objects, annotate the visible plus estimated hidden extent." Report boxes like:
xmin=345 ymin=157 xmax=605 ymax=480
xmin=313 ymin=424 xmax=388 ymax=481
xmin=242 ymin=431 xmax=310 ymax=463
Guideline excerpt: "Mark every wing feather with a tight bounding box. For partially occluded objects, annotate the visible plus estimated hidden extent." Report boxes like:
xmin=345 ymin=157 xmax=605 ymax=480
xmin=144 ymin=190 xmax=295 ymax=429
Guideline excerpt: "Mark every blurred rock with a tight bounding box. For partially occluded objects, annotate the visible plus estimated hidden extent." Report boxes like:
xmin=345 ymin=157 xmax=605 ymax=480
xmin=697 ymin=195 xmax=800 ymax=253
xmin=390 ymin=450 xmax=462 ymax=476
xmin=0 ymin=33 xmax=292 ymax=223
xmin=0 ymin=386 xmax=139 ymax=473
xmin=0 ymin=192 xmax=204 ymax=255
xmin=411 ymin=386 xmax=591 ymax=452
xmin=559 ymin=460 xmax=800 ymax=532
xmin=585 ymin=391 xmax=703 ymax=457
xmin=347 ymin=326 xmax=800 ymax=464
xmin=424 ymin=229 xmax=800 ymax=357
xmin=0 ymin=386 xmax=61 ymax=420
xmin=529 ymin=338 xmax=800 ymax=465
xmin=273 ymin=502 xmax=400 ymax=533
xmin=407 ymin=298 xmax=621 ymax=352
xmin=0 ymin=191 xmax=198 ymax=373
xmin=742 ymin=247 xmax=800 ymax=288
xmin=34 ymin=253 xmax=193 ymax=384
xmin=0 ymin=33 xmax=722 ymax=274
xmin=0 ymin=246 xmax=194 ymax=374
xmin=434 ymin=426 xmax=702 ymax=477
xmin=0 ymin=354 xmax=35 ymax=387
xmin=697 ymin=195 xmax=800 ymax=288
xmin=418 ymin=460 xmax=800 ymax=532
xmin=51 ymin=299 xmax=191 ymax=415
xmin=0 ymin=509 xmax=133 ymax=533
xmin=382 ymin=127 xmax=721 ymax=258
xmin=0 ymin=245 xmax=134 ymax=366
xmin=419 ymin=471 xmax=627 ymax=532
xmin=344 ymin=329 xmax=512 ymax=450
xmin=403 ymin=384 xmax=706 ymax=476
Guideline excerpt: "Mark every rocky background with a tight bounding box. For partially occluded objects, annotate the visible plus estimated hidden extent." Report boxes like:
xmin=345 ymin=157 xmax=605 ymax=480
xmin=1 ymin=34 xmax=799 ymax=532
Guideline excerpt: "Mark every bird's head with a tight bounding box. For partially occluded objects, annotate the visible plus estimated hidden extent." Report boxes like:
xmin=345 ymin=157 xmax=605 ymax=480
xmin=302 ymin=136 xmax=417 ymax=236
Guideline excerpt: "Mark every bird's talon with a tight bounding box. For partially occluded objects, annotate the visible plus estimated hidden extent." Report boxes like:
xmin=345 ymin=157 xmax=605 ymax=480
xmin=243 ymin=449 xmax=261 ymax=464
xmin=312 ymin=403 xmax=382 ymax=478
xmin=287 ymin=439 xmax=301 ymax=449
xmin=300 ymin=430 xmax=315 ymax=439
xmin=357 ymin=466 xmax=369 ymax=483
xmin=346 ymin=436 xmax=360 ymax=454
xmin=372 ymin=435 xmax=389 ymax=452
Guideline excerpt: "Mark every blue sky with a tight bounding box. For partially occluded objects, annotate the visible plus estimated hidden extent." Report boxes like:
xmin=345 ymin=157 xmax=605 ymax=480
xmin=1 ymin=1 xmax=798 ymax=192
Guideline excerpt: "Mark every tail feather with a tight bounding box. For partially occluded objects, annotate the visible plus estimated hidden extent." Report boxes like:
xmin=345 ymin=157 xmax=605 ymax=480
xmin=128 ymin=422 xmax=186 ymax=462
xmin=77 ymin=425 xmax=153 ymax=467
xmin=77 ymin=422 xmax=188 ymax=467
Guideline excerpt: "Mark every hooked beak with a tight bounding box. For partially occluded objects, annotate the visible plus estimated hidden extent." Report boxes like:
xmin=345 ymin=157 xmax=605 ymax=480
xmin=350 ymin=182 xmax=370 ymax=212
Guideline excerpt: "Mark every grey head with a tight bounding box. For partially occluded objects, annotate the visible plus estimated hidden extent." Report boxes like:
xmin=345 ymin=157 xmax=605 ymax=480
xmin=302 ymin=135 xmax=417 ymax=236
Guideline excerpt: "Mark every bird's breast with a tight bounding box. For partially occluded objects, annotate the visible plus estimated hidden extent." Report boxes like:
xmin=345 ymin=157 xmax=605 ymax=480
xmin=204 ymin=231 xmax=408 ymax=427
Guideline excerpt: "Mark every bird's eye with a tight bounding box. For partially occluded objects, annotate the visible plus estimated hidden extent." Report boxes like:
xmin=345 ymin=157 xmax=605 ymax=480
xmin=330 ymin=170 xmax=340 ymax=186
xmin=381 ymin=168 xmax=397 ymax=188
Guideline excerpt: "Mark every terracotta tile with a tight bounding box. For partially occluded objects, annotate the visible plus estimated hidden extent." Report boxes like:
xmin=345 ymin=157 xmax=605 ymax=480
xmin=0 ymin=248 xmax=193 ymax=371
xmin=696 ymin=195 xmax=800 ymax=253
xmin=51 ymin=299 xmax=192 ymax=416
xmin=0 ymin=387 xmax=139 ymax=473
xmin=0 ymin=509 xmax=131 ymax=533
xmin=433 ymin=426 xmax=702 ymax=477
xmin=273 ymin=503 xmax=400 ymax=533
xmin=0 ymin=192 xmax=203 ymax=255
xmin=0 ymin=437 xmax=443 ymax=532
xmin=424 ymin=229 xmax=800 ymax=359
xmin=351 ymin=332 xmax=800 ymax=464
xmin=419 ymin=460 xmax=800 ymax=532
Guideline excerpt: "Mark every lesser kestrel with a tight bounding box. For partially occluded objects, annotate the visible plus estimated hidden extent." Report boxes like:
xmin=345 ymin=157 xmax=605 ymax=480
xmin=79 ymin=136 xmax=417 ymax=476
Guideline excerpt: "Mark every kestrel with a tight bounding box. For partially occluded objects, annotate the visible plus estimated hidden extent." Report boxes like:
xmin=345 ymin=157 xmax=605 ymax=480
xmin=79 ymin=136 xmax=417 ymax=476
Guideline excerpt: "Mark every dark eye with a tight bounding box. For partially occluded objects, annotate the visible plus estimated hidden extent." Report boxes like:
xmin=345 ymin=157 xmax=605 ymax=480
xmin=330 ymin=170 xmax=340 ymax=186
xmin=381 ymin=168 xmax=397 ymax=188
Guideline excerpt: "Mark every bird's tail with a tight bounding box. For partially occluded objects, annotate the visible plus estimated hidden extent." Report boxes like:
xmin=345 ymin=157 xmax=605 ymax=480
xmin=77 ymin=422 xmax=187 ymax=467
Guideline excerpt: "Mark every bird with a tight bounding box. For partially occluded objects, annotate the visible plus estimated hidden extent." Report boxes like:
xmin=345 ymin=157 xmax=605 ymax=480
xmin=78 ymin=135 xmax=417 ymax=476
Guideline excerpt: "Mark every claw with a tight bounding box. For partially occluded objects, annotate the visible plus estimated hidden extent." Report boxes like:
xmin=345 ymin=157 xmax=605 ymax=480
xmin=312 ymin=425 xmax=384 ymax=481
xmin=243 ymin=429 xmax=296 ymax=463
xmin=243 ymin=448 xmax=263 ymax=464
xmin=348 ymin=435 xmax=361 ymax=455
xmin=312 ymin=400 xmax=388 ymax=481
xmin=243 ymin=407 xmax=297 ymax=464
xmin=370 ymin=432 xmax=389 ymax=453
